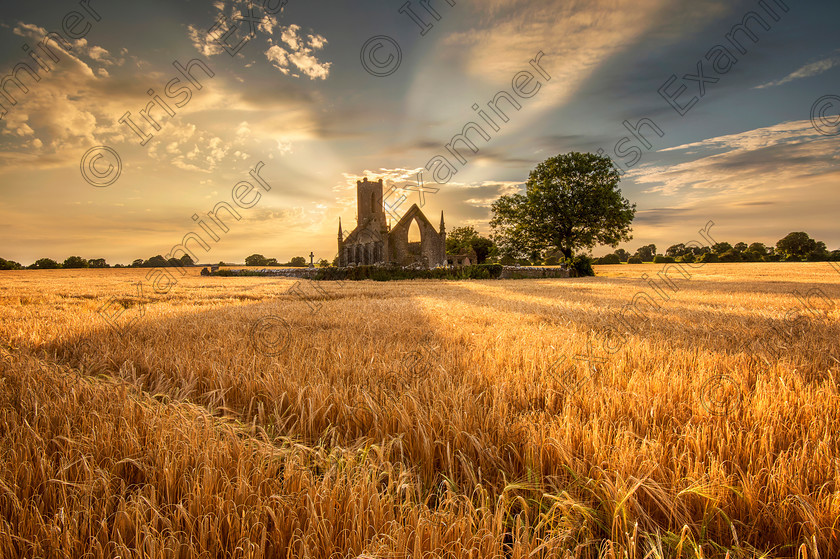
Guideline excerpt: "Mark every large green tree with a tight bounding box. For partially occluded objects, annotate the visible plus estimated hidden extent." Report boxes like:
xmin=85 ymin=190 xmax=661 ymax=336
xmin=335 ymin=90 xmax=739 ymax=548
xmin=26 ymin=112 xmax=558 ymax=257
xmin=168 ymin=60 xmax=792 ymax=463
xmin=490 ymin=152 xmax=635 ymax=259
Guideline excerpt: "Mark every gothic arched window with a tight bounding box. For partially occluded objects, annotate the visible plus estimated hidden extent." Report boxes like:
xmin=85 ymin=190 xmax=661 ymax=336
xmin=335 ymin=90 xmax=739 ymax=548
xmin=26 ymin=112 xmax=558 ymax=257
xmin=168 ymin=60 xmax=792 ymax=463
xmin=408 ymin=218 xmax=422 ymax=243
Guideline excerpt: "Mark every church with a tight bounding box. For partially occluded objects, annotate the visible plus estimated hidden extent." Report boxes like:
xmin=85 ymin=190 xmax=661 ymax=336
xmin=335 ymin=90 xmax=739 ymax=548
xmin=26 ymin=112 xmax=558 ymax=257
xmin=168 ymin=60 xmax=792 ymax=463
xmin=338 ymin=177 xmax=447 ymax=268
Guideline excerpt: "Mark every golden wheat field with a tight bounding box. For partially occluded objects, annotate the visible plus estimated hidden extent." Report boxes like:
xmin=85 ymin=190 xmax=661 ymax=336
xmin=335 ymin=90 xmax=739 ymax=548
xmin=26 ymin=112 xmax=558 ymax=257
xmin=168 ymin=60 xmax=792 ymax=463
xmin=1 ymin=263 xmax=839 ymax=558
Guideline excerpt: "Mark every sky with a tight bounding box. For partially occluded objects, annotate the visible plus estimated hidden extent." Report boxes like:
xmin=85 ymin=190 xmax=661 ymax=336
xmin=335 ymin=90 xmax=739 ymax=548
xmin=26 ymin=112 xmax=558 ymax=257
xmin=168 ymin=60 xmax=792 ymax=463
xmin=0 ymin=0 xmax=838 ymax=265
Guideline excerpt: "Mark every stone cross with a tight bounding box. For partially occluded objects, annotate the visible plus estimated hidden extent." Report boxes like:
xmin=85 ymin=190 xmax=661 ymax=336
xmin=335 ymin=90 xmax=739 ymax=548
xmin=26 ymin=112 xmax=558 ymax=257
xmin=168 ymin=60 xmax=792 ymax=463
xmin=309 ymin=252 xmax=315 ymax=268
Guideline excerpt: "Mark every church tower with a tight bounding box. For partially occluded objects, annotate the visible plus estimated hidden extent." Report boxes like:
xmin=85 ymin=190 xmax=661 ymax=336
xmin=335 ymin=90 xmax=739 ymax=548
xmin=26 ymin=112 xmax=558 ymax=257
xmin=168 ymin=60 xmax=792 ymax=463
xmin=356 ymin=177 xmax=386 ymax=227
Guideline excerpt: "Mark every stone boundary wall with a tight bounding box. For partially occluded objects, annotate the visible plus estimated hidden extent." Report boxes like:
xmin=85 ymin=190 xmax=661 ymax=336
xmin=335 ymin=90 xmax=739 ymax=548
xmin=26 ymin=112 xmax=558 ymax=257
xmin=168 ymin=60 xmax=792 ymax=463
xmin=211 ymin=267 xmax=321 ymax=278
xmin=499 ymin=266 xmax=570 ymax=279
xmin=204 ymin=265 xmax=571 ymax=279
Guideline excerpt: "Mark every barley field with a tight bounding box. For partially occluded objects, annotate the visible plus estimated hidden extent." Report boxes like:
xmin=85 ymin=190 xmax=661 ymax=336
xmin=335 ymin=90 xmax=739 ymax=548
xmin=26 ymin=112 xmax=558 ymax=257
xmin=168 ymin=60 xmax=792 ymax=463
xmin=1 ymin=263 xmax=839 ymax=558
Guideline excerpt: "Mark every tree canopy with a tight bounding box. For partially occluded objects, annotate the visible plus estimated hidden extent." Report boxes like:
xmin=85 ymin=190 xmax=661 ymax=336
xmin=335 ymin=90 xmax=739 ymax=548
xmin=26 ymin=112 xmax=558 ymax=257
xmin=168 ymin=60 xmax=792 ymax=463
xmin=30 ymin=258 xmax=60 ymax=269
xmin=88 ymin=258 xmax=109 ymax=268
xmin=776 ymin=232 xmax=818 ymax=261
xmin=490 ymin=152 xmax=636 ymax=259
xmin=245 ymin=254 xmax=269 ymax=266
xmin=63 ymin=256 xmax=89 ymax=268
xmin=636 ymin=244 xmax=656 ymax=262
xmin=0 ymin=258 xmax=23 ymax=270
xmin=445 ymin=226 xmax=495 ymax=264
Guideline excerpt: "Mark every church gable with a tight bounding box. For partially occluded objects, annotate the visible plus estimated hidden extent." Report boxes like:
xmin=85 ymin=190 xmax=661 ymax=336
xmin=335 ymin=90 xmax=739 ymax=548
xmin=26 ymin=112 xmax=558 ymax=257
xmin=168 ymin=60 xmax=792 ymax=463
xmin=391 ymin=204 xmax=436 ymax=232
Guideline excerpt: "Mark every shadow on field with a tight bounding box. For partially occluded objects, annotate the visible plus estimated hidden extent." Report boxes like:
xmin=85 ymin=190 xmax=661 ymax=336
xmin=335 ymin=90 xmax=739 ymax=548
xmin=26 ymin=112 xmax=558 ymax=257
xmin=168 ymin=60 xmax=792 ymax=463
xmin=37 ymin=279 xmax=481 ymax=450
xmin=34 ymin=279 xmax=553 ymax=508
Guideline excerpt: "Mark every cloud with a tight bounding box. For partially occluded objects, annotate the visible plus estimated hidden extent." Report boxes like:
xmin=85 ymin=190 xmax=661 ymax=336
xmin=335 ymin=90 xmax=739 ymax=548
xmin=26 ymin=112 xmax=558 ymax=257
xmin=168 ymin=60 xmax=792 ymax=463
xmin=186 ymin=0 xmax=288 ymax=57
xmin=183 ymin=2 xmax=330 ymax=80
xmin=307 ymin=34 xmax=326 ymax=50
xmin=456 ymin=181 xmax=523 ymax=207
xmin=629 ymin=120 xmax=840 ymax=198
xmin=0 ymin=23 xmax=121 ymax=162
xmin=87 ymin=46 xmax=114 ymax=64
xmin=265 ymin=25 xmax=331 ymax=80
xmin=0 ymin=13 xmax=332 ymax=175
xmin=259 ymin=14 xmax=280 ymax=36
xmin=335 ymin=167 xmax=424 ymax=194
xmin=755 ymin=55 xmax=840 ymax=88
xmin=12 ymin=23 xmax=115 ymax=65
xmin=265 ymin=44 xmax=291 ymax=75
xmin=187 ymin=24 xmax=226 ymax=57
xmin=280 ymin=25 xmax=302 ymax=51
xmin=147 ymin=121 xmax=234 ymax=173
xmin=440 ymin=0 xmax=728 ymax=110
xmin=634 ymin=207 xmax=698 ymax=226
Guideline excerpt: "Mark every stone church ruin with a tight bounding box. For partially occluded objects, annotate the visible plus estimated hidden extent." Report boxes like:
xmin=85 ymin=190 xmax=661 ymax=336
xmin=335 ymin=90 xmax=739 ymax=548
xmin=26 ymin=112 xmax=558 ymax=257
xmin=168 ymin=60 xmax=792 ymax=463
xmin=338 ymin=177 xmax=447 ymax=268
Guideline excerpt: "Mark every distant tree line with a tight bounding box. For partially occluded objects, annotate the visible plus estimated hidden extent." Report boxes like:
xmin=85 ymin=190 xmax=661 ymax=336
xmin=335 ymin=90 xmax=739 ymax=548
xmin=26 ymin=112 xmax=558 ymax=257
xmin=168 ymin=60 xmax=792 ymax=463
xmin=0 ymin=254 xmax=196 ymax=270
xmin=128 ymin=255 xmax=195 ymax=268
xmin=244 ymin=254 xmax=324 ymax=267
xmin=0 ymin=253 xmax=314 ymax=270
xmin=594 ymin=232 xmax=840 ymax=265
xmin=1 ymin=256 xmax=115 ymax=270
xmin=3 ymin=232 xmax=836 ymax=271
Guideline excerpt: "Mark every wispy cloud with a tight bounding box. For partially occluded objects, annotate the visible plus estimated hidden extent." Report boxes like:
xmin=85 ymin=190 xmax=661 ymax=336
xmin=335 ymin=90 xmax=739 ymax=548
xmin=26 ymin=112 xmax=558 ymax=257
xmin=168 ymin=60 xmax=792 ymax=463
xmin=441 ymin=0 xmax=728 ymax=110
xmin=755 ymin=55 xmax=840 ymax=88
xmin=631 ymin=120 xmax=840 ymax=197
